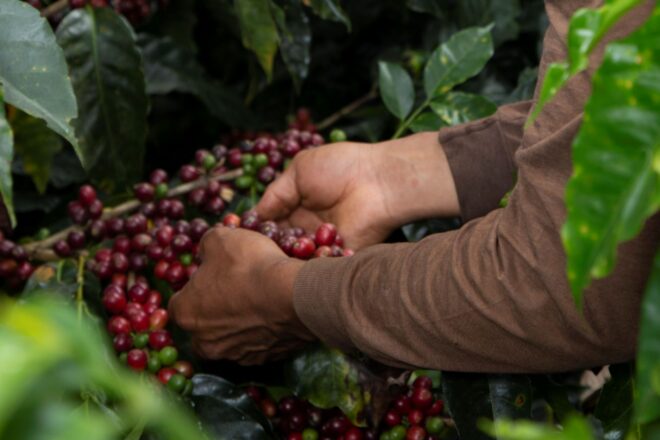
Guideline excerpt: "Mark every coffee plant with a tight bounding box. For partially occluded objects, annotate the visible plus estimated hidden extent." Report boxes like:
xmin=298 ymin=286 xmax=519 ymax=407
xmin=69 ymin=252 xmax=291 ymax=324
xmin=1 ymin=0 xmax=657 ymax=439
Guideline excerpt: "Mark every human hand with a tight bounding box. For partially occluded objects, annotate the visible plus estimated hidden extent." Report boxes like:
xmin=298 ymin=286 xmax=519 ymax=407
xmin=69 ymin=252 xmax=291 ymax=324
xmin=168 ymin=226 xmax=314 ymax=365
xmin=256 ymin=132 xmax=460 ymax=250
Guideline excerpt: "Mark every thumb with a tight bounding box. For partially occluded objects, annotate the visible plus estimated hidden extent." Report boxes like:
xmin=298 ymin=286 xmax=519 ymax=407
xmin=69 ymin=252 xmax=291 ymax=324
xmin=256 ymin=166 xmax=301 ymax=220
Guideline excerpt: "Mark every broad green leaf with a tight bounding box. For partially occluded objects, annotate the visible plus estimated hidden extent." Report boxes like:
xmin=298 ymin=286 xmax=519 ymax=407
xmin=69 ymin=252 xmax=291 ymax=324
xmin=286 ymin=346 xmax=367 ymax=426
xmin=378 ymin=62 xmax=415 ymax=120
xmin=561 ymin=7 xmax=660 ymax=305
xmin=137 ymin=34 xmax=249 ymax=127
xmin=191 ymin=374 xmax=276 ymax=439
xmin=637 ymin=251 xmax=660 ymax=425
xmin=594 ymin=363 xmax=634 ymax=439
xmin=57 ymin=7 xmax=149 ymax=193
xmin=0 ymin=0 xmax=78 ymax=149
xmin=235 ymin=0 xmax=280 ymax=80
xmin=423 ymin=25 xmax=494 ymax=98
xmin=482 ymin=416 xmax=594 ymax=440
xmin=430 ymin=91 xmax=497 ymax=126
xmin=305 ymin=0 xmax=351 ymax=31
xmin=0 ymin=89 xmax=15 ymax=227
xmin=409 ymin=112 xmax=445 ymax=133
xmin=11 ymin=111 xmax=62 ymax=194
xmin=528 ymin=0 xmax=644 ymax=124
xmin=275 ymin=0 xmax=312 ymax=91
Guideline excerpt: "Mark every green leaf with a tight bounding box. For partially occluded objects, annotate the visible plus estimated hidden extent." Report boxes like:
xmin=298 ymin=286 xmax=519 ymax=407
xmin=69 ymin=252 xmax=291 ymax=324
xmin=0 ymin=0 xmax=78 ymax=149
xmin=275 ymin=0 xmax=312 ymax=91
xmin=561 ymin=7 xmax=660 ymax=305
xmin=593 ymin=363 xmax=634 ymax=439
xmin=137 ymin=34 xmax=249 ymax=127
xmin=378 ymin=62 xmax=415 ymax=120
xmin=305 ymin=0 xmax=351 ymax=31
xmin=637 ymin=251 xmax=660 ymax=425
xmin=11 ymin=111 xmax=62 ymax=194
xmin=0 ymin=89 xmax=15 ymax=227
xmin=235 ymin=0 xmax=280 ymax=80
xmin=423 ymin=25 xmax=494 ymax=98
xmin=143 ymin=0 xmax=198 ymax=53
xmin=528 ymin=0 xmax=644 ymax=124
xmin=430 ymin=91 xmax=497 ymax=126
xmin=482 ymin=416 xmax=594 ymax=440
xmin=456 ymin=0 xmax=522 ymax=47
xmin=191 ymin=374 xmax=276 ymax=439
xmin=56 ymin=7 xmax=149 ymax=193
xmin=286 ymin=346 xmax=367 ymax=426
xmin=406 ymin=0 xmax=445 ymax=18
xmin=409 ymin=112 xmax=445 ymax=133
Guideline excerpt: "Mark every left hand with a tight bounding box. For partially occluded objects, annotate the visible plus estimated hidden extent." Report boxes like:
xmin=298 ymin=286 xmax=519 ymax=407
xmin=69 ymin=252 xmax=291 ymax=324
xmin=168 ymin=226 xmax=315 ymax=365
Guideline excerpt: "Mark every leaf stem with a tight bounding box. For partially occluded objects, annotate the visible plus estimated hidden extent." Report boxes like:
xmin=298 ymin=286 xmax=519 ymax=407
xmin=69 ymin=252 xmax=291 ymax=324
xmin=392 ymin=99 xmax=431 ymax=140
xmin=317 ymin=86 xmax=379 ymax=131
xmin=41 ymin=0 xmax=69 ymax=18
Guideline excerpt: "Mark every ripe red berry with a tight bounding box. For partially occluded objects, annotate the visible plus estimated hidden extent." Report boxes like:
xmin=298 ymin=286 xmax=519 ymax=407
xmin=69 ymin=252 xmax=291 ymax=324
xmin=10 ymin=245 xmax=27 ymax=262
xmin=70 ymin=0 xmax=88 ymax=8
xmin=292 ymin=237 xmax=316 ymax=259
xmin=113 ymin=235 xmax=131 ymax=254
xmin=0 ymin=259 xmax=17 ymax=278
xmin=187 ymin=187 xmax=207 ymax=206
xmin=345 ymin=427 xmax=364 ymax=440
xmin=127 ymin=349 xmax=148 ymax=371
xmin=16 ymin=261 xmax=34 ymax=281
xmin=53 ymin=240 xmax=72 ymax=257
xmin=278 ymin=235 xmax=297 ymax=256
xmin=155 ymin=225 xmax=175 ymax=246
xmin=94 ymin=260 xmax=113 ymax=279
xmin=408 ymin=408 xmax=424 ymax=426
xmin=147 ymin=290 xmax=162 ymax=305
xmin=222 ymin=213 xmax=241 ymax=228
xmin=149 ymin=308 xmax=169 ymax=330
xmin=413 ymin=376 xmax=433 ymax=390
xmin=68 ymin=201 xmax=88 ymax=225
xmin=113 ymin=333 xmax=133 ymax=352
xmin=179 ymin=165 xmax=201 ymax=182
xmin=228 ymin=148 xmax=242 ymax=167
xmin=405 ymin=426 xmax=426 ymax=440
xmin=128 ymin=284 xmax=149 ymax=303
xmin=212 ymin=144 xmax=228 ymax=160
xmin=131 ymin=233 xmax=152 ymax=252
xmin=133 ymin=182 xmax=155 ymax=202
xmin=173 ymin=360 xmax=194 ymax=378
xmin=154 ymin=260 xmax=170 ymax=279
xmin=203 ymin=196 xmax=225 ymax=215
xmin=411 ymin=387 xmax=433 ymax=409
xmin=260 ymin=398 xmax=277 ymax=418
xmin=78 ymin=184 xmax=97 ymax=206
xmin=149 ymin=169 xmax=168 ymax=185
xmin=240 ymin=210 xmax=260 ymax=231
xmin=130 ymin=310 xmax=149 ymax=332
xmin=268 ymin=149 xmax=283 ymax=168
xmin=171 ymin=234 xmax=193 ymax=254
xmin=157 ymin=367 xmax=178 ymax=385
xmin=124 ymin=214 xmax=147 ymax=235
xmin=0 ymin=240 xmax=15 ymax=256
xmin=149 ymin=330 xmax=173 ymax=350
xmin=314 ymin=245 xmax=332 ymax=258
xmin=280 ymin=139 xmax=300 ymax=157
xmin=88 ymin=199 xmax=103 ymax=219
xmin=189 ymin=219 xmax=210 ymax=241
xmin=393 ymin=395 xmax=411 ymax=414
xmin=426 ymin=400 xmax=444 ymax=416
xmin=111 ymin=252 xmax=129 ymax=273
xmin=314 ymin=223 xmax=337 ymax=247
xmin=168 ymin=199 xmax=185 ymax=219
xmin=384 ymin=410 xmax=401 ymax=427
xmin=146 ymin=243 xmax=164 ymax=260
xmin=103 ymin=287 xmax=127 ymax=314
xmin=105 ymin=218 xmax=125 ymax=237
xmin=143 ymin=302 xmax=158 ymax=315
xmin=108 ymin=316 xmax=131 ymax=334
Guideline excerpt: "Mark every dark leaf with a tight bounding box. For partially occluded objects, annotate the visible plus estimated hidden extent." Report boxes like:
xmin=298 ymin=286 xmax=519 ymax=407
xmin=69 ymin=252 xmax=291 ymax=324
xmin=441 ymin=372 xmax=493 ymax=440
xmin=406 ymin=0 xmax=445 ymax=18
xmin=0 ymin=0 xmax=78 ymax=148
xmin=234 ymin=0 xmax=280 ymax=79
xmin=275 ymin=0 xmax=312 ymax=90
xmin=145 ymin=0 xmax=197 ymax=52
xmin=305 ymin=0 xmax=351 ymax=31
xmin=56 ymin=7 xmax=148 ymax=193
xmin=0 ymin=89 xmax=15 ymax=226
xmin=408 ymin=112 xmax=445 ymax=133
xmin=138 ymin=34 xmax=249 ymax=127
xmin=637 ymin=252 xmax=660 ymax=426
xmin=424 ymin=25 xmax=494 ymax=98
xmin=378 ymin=62 xmax=415 ymax=120
xmin=594 ymin=363 xmax=634 ymax=440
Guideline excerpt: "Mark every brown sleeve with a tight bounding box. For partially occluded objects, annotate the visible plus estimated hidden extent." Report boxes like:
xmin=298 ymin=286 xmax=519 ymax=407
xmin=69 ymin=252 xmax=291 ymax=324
xmin=439 ymin=100 xmax=532 ymax=221
xmin=292 ymin=0 xmax=658 ymax=373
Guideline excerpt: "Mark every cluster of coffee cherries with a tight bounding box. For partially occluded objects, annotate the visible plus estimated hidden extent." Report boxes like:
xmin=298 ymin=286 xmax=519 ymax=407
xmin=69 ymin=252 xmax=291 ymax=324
xmin=0 ymin=233 xmax=35 ymax=290
xmin=103 ymin=275 xmax=194 ymax=394
xmin=246 ymin=386 xmax=373 ymax=440
xmin=245 ymin=375 xmax=444 ymax=440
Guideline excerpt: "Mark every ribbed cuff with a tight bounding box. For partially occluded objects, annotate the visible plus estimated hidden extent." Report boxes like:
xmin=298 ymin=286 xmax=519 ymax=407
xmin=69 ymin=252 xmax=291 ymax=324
xmin=292 ymin=256 xmax=356 ymax=353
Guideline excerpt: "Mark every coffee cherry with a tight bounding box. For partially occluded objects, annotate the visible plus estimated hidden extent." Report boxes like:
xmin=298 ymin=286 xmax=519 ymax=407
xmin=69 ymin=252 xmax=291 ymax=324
xmin=70 ymin=0 xmax=88 ymax=8
xmin=124 ymin=302 xmax=144 ymax=319
xmin=134 ymin=182 xmax=155 ymax=202
xmin=426 ymin=400 xmax=443 ymax=416
xmin=150 ymin=169 xmax=168 ymax=185
xmin=393 ymin=395 xmax=411 ymax=414
xmin=292 ymin=237 xmax=316 ymax=259
xmin=260 ymin=398 xmax=277 ymax=418
xmin=408 ymin=409 xmax=424 ymax=425
xmin=105 ymin=218 xmax=125 ymax=237
xmin=187 ymin=187 xmax=207 ymax=206
xmin=410 ymin=387 xmax=433 ymax=409
xmin=326 ymin=416 xmax=350 ymax=435
xmin=111 ymin=252 xmax=129 ymax=273
xmin=228 ymin=148 xmax=242 ymax=167
xmin=133 ymin=333 xmax=149 ymax=349
xmin=0 ymin=240 xmax=15 ymax=256
xmin=173 ymin=360 xmax=194 ymax=378
xmin=53 ymin=240 xmax=72 ymax=257
xmin=302 ymin=428 xmax=319 ymax=440
xmin=168 ymin=199 xmax=185 ymax=219
xmin=307 ymin=407 xmax=323 ymax=427
xmin=88 ymin=199 xmax=104 ymax=219
xmin=413 ymin=376 xmax=432 ymax=390
xmin=108 ymin=316 xmax=131 ymax=334
xmin=10 ymin=245 xmax=27 ymax=262
xmin=268 ymin=149 xmax=283 ymax=168
xmin=405 ymin=426 xmax=426 ymax=440
xmin=113 ymin=236 xmax=131 ymax=255
xmin=0 ymin=259 xmax=17 ymax=278
xmin=179 ymin=165 xmax=201 ymax=182
xmin=281 ymin=139 xmax=301 ymax=157
xmin=16 ymin=261 xmax=34 ymax=281
xmin=125 ymin=214 xmax=147 ymax=235
xmin=259 ymin=221 xmax=279 ymax=240
xmin=288 ymin=411 xmax=307 ymax=432
xmin=154 ymin=260 xmax=170 ymax=279
xmin=94 ymin=261 xmax=113 ymax=279
xmin=113 ymin=333 xmax=133 ymax=352
xmin=131 ymin=233 xmax=152 ymax=253
xmin=150 ymin=308 xmax=169 ymax=330
xmin=288 ymin=433 xmax=303 ymax=440
xmin=157 ymin=367 xmax=178 ymax=385
xmin=315 ymin=223 xmax=337 ymax=247
xmin=204 ymin=196 xmax=225 ymax=215
xmin=212 ymin=144 xmax=228 ymax=160
xmin=127 ymin=349 xmax=147 ymax=371
xmin=159 ymin=346 xmax=178 ymax=366
xmin=257 ymin=166 xmax=276 ymax=184
xmin=189 ymin=219 xmax=210 ymax=241
xmin=167 ymin=373 xmax=187 ymax=393
xmin=143 ymin=302 xmax=158 ymax=315
xmin=223 ymin=213 xmax=241 ymax=228
xmin=241 ymin=210 xmax=260 ymax=231
xmin=345 ymin=427 xmax=363 ymax=440
xmin=155 ymin=225 xmax=174 ymax=246
xmin=278 ymin=235 xmax=297 ymax=256
xmin=128 ymin=283 xmax=149 ymax=303
xmin=78 ymin=184 xmax=97 ymax=206
xmin=384 ymin=410 xmax=401 ymax=427
xmin=314 ymin=246 xmax=332 ymax=258
xmin=171 ymin=234 xmax=193 ymax=254
xmin=88 ymin=219 xmax=107 ymax=240
xmin=425 ymin=417 xmax=443 ymax=434
xmin=149 ymin=330 xmax=173 ymax=350
xmin=148 ymin=355 xmax=162 ymax=373
xmin=68 ymin=201 xmax=88 ymax=225
xmin=103 ymin=287 xmax=127 ymax=314
xmin=174 ymin=220 xmax=191 ymax=236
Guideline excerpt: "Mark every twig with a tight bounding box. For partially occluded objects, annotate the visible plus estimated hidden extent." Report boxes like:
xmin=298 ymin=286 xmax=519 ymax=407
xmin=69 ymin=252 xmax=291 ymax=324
xmin=41 ymin=0 xmax=69 ymax=18
xmin=24 ymin=168 xmax=243 ymax=261
xmin=317 ymin=86 xmax=379 ymax=131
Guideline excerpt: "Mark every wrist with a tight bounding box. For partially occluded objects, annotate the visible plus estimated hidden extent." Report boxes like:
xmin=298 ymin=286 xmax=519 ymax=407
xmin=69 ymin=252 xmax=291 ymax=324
xmin=375 ymin=132 xmax=460 ymax=225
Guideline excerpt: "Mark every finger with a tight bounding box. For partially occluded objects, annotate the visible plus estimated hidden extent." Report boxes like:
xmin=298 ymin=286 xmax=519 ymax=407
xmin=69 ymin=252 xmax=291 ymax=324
xmin=256 ymin=166 xmax=301 ymax=220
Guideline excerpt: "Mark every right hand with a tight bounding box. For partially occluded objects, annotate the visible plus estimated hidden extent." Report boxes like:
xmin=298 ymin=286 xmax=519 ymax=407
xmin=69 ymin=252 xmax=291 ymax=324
xmin=256 ymin=132 xmax=460 ymax=250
